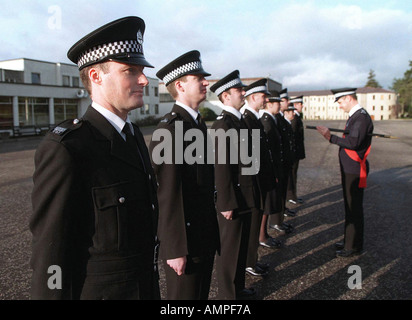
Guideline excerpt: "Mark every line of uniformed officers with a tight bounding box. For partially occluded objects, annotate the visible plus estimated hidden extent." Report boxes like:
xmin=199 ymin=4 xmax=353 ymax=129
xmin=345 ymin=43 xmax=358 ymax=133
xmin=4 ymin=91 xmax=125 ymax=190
xmin=29 ymin=16 xmax=305 ymax=300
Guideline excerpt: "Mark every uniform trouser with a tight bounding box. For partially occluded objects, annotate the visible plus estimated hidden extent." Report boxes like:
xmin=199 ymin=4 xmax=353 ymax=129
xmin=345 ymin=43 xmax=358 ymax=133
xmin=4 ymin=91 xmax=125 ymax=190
xmin=341 ymin=171 xmax=364 ymax=251
xmin=164 ymin=255 xmax=214 ymax=300
xmin=269 ymin=168 xmax=288 ymax=226
xmin=216 ymin=211 xmax=251 ymax=300
xmin=246 ymin=208 xmax=263 ymax=268
xmin=287 ymin=160 xmax=299 ymax=201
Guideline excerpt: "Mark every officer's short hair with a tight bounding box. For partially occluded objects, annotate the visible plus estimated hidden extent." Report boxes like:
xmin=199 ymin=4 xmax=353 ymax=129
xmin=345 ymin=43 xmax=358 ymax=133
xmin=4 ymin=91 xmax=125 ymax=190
xmin=80 ymin=62 xmax=110 ymax=95
xmin=166 ymin=75 xmax=188 ymax=99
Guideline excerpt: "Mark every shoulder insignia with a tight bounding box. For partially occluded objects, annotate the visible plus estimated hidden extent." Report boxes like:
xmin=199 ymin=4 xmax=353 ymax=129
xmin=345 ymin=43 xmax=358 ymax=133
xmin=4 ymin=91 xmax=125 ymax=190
xmin=48 ymin=118 xmax=83 ymax=140
xmin=216 ymin=115 xmax=223 ymax=120
xmin=361 ymin=109 xmax=367 ymax=114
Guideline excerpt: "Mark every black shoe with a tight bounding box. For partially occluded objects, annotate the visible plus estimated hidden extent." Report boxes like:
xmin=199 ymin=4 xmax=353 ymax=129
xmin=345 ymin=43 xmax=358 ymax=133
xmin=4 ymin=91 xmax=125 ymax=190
xmin=297 ymin=198 xmax=304 ymax=204
xmin=284 ymin=208 xmax=296 ymax=217
xmin=282 ymin=222 xmax=294 ymax=230
xmin=270 ymin=224 xmax=287 ymax=233
xmin=259 ymin=237 xmax=282 ymax=249
xmin=334 ymin=242 xmax=344 ymax=250
xmin=256 ymin=261 xmax=270 ymax=271
xmin=246 ymin=265 xmax=268 ymax=277
xmin=236 ymin=288 xmax=256 ymax=299
xmin=336 ymin=248 xmax=362 ymax=258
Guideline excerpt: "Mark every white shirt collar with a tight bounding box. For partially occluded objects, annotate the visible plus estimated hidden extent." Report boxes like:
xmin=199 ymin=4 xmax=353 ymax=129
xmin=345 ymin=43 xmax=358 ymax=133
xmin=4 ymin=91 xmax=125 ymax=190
xmin=348 ymin=104 xmax=362 ymax=117
xmin=222 ymin=105 xmax=242 ymax=120
xmin=91 ymin=102 xmax=133 ymax=139
xmin=243 ymin=105 xmax=260 ymax=119
xmin=176 ymin=100 xmax=200 ymax=123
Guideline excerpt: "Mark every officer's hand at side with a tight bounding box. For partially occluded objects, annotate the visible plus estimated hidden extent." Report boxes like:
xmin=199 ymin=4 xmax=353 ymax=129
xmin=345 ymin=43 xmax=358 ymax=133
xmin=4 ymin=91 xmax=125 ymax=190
xmin=221 ymin=210 xmax=233 ymax=220
xmin=167 ymin=256 xmax=187 ymax=276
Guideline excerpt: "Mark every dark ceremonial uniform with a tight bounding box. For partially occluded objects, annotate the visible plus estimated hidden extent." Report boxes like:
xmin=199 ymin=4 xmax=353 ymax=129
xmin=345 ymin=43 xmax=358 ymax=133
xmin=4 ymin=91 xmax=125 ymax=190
xmin=274 ymin=112 xmax=296 ymax=213
xmin=260 ymin=112 xmax=284 ymax=225
xmin=30 ymin=106 xmax=159 ymax=300
xmin=149 ymin=104 xmax=220 ymax=300
xmin=212 ymin=110 xmax=260 ymax=300
xmin=242 ymin=108 xmax=277 ymax=268
xmin=329 ymin=106 xmax=373 ymax=252
xmin=287 ymin=112 xmax=305 ymax=201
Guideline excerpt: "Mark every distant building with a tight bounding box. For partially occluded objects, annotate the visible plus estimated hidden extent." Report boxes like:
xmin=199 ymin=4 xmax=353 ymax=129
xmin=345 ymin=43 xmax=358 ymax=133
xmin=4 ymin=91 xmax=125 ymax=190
xmin=0 ymin=58 xmax=159 ymax=136
xmin=289 ymin=87 xmax=398 ymax=121
xmin=159 ymin=77 xmax=282 ymax=116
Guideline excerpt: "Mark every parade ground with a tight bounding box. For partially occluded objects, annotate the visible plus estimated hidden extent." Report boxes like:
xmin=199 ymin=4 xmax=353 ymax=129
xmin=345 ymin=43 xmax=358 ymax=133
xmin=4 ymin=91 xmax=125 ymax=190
xmin=1 ymin=120 xmax=411 ymax=300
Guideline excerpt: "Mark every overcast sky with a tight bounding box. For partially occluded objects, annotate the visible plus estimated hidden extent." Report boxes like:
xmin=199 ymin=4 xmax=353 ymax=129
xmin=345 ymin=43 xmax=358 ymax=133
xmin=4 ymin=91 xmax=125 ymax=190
xmin=1 ymin=0 xmax=411 ymax=90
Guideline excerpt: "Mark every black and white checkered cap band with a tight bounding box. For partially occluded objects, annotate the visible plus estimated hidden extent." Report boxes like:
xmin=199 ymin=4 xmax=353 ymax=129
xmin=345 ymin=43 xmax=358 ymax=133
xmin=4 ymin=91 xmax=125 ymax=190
xmin=214 ymin=78 xmax=242 ymax=96
xmin=334 ymin=90 xmax=356 ymax=100
xmin=77 ymin=40 xmax=143 ymax=68
xmin=289 ymin=98 xmax=303 ymax=103
xmin=163 ymin=61 xmax=202 ymax=86
xmin=245 ymin=85 xmax=267 ymax=97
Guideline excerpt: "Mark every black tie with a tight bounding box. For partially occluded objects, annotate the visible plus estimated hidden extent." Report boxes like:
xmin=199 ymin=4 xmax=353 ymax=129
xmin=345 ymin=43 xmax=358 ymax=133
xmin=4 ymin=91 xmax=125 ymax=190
xmin=122 ymin=123 xmax=146 ymax=172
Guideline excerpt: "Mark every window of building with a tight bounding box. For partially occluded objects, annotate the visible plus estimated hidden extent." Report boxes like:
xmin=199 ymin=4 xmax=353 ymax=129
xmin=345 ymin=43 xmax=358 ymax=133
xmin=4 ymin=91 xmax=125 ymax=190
xmin=31 ymin=73 xmax=41 ymax=84
xmin=62 ymin=75 xmax=70 ymax=87
xmin=372 ymin=95 xmax=375 ymax=100
xmin=155 ymin=104 xmax=159 ymax=114
xmin=145 ymin=104 xmax=150 ymax=114
xmin=72 ymin=77 xmax=80 ymax=87
xmin=381 ymin=106 xmax=384 ymax=111
xmin=154 ymin=87 xmax=158 ymax=97
xmin=381 ymin=95 xmax=384 ymax=100
xmin=18 ymin=97 xmax=49 ymax=126
xmin=373 ymin=106 xmax=375 ymax=111
xmin=145 ymin=86 xmax=149 ymax=96
xmin=54 ymin=99 xmax=79 ymax=123
xmin=0 ymin=96 xmax=13 ymax=129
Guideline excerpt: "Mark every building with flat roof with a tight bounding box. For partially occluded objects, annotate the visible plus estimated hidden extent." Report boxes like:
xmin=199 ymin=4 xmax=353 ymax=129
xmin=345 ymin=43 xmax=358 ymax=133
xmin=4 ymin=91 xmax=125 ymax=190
xmin=0 ymin=58 xmax=159 ymax=136
xmin=289 ymin=87 xmax=398 ymax=121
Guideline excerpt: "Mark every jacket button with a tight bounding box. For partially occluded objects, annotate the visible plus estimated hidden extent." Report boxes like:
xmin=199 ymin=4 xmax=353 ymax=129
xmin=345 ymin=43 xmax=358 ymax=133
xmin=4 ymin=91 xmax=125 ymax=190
xmin=119 ymin=197 xmax=125 ymax=204
xmin=152 ymin=204 xmax=155 ymax=210
xmin=187 ymin=222 xmax=191 ymax=227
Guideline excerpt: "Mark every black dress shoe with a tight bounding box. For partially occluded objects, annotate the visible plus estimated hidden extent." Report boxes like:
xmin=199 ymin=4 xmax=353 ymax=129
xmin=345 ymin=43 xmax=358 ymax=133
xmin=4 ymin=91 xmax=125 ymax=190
xmin=236 ymin=288 xmax=256 ymax=299
xmin=246 ymin=265 xmax=268 ymax=277
xmin=270 ymin=224 xmax=292 ymax=234
xmin=256 ymin=261 xmax=269 ymax=271
xmin=336 ymin=248 xmax=362 ymax=258
xmin=334 ymin=242 xmax=344 ymax=250
xmin=259 ymin=237 xmax=282 ymax=249
xmin=284 ymin=208 xmax=296 ymax=217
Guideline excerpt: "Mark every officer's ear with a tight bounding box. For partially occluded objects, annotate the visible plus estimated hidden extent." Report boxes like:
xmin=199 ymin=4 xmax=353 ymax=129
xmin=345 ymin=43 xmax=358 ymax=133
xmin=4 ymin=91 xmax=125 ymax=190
xmin=89 ymin=64 xmax=106 ymax=86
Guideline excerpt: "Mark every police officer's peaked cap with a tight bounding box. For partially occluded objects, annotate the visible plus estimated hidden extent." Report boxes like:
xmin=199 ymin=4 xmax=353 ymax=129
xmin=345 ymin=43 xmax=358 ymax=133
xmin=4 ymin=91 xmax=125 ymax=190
xmin=285 ymin=102 xmax=297 ymax=111
xmin=67 ymin=16 xmax=153 ymax=70
xmin=244 ymin=78 xmax=271 ymax=97
xmin=280 ymin=88 xmax=289 ymax=100
xmin=289 ymin=95 xmax=303 ymax=103
xmin=267 ymin=91 xmax=282 ymax=103
xmin=156 ymin=50 xmax=211 ymax=86
xmin=331 ymin=88 xmax=357 ymax=102
xmin=210 ymin=70 xmax=246 ymax=96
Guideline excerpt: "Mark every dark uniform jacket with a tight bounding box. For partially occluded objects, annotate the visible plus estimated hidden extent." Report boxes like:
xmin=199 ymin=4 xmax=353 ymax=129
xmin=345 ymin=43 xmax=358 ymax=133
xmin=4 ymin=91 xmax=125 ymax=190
xmin=30 ymin=106 xmax=159 ymax=300
xmin=276 ymin=113 xmax=296 ymax=168
xmin=149 ymin=104 xmax=220 ymax=262
xmin=291 ymin=113 xmax=305 ymax=160
xmin=211 ymin=110 xmax=260 ymax=215
xmin=330 ymin=108 xmax=373 ymax=175
xmin=260 ymin=111 xmax=283 ymax=180
xmin=242 ymin=108 xmax=279 ymax=213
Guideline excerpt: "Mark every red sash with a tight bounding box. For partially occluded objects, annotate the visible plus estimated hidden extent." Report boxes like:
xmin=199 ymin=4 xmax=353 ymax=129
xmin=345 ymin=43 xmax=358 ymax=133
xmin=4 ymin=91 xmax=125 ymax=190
xmin=343 ymin=129 xmax=371 ymax=188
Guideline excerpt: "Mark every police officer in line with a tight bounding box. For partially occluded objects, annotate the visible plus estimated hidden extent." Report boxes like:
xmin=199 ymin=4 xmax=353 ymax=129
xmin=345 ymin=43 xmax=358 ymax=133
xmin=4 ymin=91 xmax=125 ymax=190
xmin=149 ymin=51 xmax=220 ymax=299
xmin=317 ymin=88 xmax=373 ymax=257
xmin=210 ymin=70 xmax=260 ymax=299
xmin=268 ymin=88 xmax=296 ymax=233
xmin=30 ymin=16 xmax=160 ymax=299
xmin=260 ymin=92 xmax=290 ymax=239
xmin=288 ymin=96 xmax=306 ymax=205
xmin=242 ymin=79 xmax=280 ymax=277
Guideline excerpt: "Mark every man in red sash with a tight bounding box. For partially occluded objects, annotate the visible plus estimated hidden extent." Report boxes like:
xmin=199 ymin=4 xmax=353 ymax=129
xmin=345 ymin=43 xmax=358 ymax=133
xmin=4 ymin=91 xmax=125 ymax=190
xmin=317 ymin=88 xmax=373 ymax=257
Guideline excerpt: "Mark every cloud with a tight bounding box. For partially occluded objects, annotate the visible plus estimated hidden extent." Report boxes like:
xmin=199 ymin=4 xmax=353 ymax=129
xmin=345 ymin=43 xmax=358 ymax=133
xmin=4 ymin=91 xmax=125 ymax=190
xmin=0 ymin=1 xmax=411 ymax=90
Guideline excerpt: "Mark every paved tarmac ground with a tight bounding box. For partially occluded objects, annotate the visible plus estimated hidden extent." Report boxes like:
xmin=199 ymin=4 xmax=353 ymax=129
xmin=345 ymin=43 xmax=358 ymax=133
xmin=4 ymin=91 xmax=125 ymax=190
xmin=1 ymin=120 xmax=411 ymax=300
